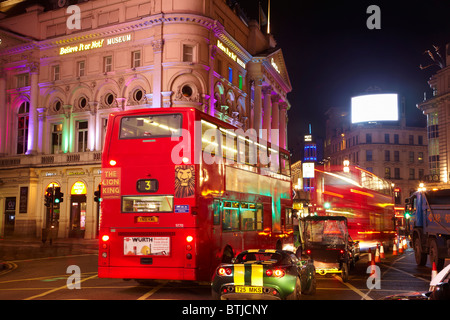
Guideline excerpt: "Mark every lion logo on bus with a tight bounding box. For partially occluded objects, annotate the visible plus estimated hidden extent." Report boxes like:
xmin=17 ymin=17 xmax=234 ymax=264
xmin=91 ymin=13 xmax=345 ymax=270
xmin=175 ymin=165 xmax=195 ymax=198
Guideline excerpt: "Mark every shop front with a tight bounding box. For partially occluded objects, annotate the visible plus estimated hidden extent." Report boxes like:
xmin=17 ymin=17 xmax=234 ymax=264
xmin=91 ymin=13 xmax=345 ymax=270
xmin=69 ymin=181 xmax=87 ymax=238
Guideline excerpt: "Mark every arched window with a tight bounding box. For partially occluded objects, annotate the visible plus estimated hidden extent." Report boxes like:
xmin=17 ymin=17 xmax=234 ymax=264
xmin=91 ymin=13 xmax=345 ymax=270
xmin=17 ymin=101 xmax=29 ymax=154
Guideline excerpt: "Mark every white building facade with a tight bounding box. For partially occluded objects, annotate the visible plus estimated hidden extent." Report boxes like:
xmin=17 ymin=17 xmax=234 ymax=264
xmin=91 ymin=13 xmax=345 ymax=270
xmin=0 ymin=0 xmax=292 ymax=238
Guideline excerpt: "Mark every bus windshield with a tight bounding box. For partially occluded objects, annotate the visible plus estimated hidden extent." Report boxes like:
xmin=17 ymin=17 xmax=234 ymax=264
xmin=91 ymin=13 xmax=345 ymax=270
xmin=304 ymin=219 xmax=347 ymax=246
xmin=119 ymin=113 xmax=182 ymax=139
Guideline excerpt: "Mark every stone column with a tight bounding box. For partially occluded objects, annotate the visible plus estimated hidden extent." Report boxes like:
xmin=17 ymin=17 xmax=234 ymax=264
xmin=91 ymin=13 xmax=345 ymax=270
xmin=152 ymin=39 xmax=164 ymax=108
xmin=27 ymin=61 xmax=39 ymax=155
xmin=37 ymin=107 xmax=45 ymax=153
xmin=271 ymin=95 xmax=280 ymax=147
xmin=279 ymin=103 xmax=288 ymax=150
xmin=0 ymin=66 xmax=6 ymax=155
xmin=262 ymin=86 xmax=272 ymax=142
xmin=253 ymin=78 xmax=263 ymax=138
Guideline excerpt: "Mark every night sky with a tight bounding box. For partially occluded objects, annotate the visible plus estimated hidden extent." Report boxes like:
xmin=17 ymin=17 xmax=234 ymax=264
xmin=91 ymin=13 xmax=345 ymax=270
xmin=239 ymin=0 xmax=450 ymax=161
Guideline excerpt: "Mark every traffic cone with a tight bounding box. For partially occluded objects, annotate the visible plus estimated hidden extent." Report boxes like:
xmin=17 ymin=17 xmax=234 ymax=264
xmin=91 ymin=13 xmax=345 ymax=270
xmin=431 ymin=262 xmax=438 ymax=280
xmin=398 ymin=239 xmax=404 ymax=254
xmin=403 ymin=238 xmax=408 ymax=250
xmin=379 ymin=243 xmax=385 ymax=259
xmin=368 ymin=255 xmax=377 ymax=275
xmin=392 ymin=242 xmax=398 ymax=255
xmin=374 ymin=245 xmax=381 ymax=263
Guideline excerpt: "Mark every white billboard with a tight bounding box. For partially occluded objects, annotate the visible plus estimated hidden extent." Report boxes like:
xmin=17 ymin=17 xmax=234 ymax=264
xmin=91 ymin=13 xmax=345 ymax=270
xmin=302 ymin=162 xmax=315 ymax=178
xmin=351 ymin=93 xmax=399 ymax=123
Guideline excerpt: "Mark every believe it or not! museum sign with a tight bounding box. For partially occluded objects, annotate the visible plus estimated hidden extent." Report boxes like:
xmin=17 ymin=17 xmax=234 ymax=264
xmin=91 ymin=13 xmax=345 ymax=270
xmin=59 ymin=33 xmax=132 ymax=55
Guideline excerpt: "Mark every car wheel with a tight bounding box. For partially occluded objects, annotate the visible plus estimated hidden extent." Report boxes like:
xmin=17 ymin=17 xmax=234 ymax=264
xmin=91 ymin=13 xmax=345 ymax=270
xmin=303 ymin=273 xmax=316 ymax=295
xmin=429 ymin=238 xmax=444 ymax=270
xmin=341 ymin=263 xmax=349 ymax=283
xmin=414 ymin=237 xmax=427 ymax=266
xmin=287 ymin=276 xmax=301 ymax=300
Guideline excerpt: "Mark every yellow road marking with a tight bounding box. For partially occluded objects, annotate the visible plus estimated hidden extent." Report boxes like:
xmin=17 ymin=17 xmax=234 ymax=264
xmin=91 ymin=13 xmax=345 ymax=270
xmin=23 ymin=274 xmax=98 ymax=300
xmin=137 ymin=280 xmax=168 ymax=300
xmin=333 ymin=275 xmax=373 ymax=300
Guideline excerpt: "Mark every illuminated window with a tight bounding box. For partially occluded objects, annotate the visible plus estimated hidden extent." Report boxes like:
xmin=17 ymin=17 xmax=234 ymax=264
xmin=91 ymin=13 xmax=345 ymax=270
xmin=51 ymin=123 xmax=63 ymax=154
xmin=17 ymin=101 xmax=29 ymax=154
xmin=228 ymin=67 xmax=233 ymax=83
xmin=76 ymin=120 xmax=89 ymax=152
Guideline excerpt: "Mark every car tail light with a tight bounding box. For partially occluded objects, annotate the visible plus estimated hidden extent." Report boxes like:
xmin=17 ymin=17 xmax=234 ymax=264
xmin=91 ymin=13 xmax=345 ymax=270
xmin=218 ymin=267 xmax=232 ymax=276
xmin=340 ymin=249 xmax=344 ymax=254
xmin=306 ymin=249 xmax=311 ymax=255
xmin=266 ymin=268 xmax=285 ymax=278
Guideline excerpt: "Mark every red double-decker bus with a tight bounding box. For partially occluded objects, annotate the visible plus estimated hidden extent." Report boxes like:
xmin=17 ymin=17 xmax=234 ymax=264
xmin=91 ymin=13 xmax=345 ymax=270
xmin=308 ymin=164 xmax=396 ymax=250
xmin=98 ymin=107 xmax=293 ymax=281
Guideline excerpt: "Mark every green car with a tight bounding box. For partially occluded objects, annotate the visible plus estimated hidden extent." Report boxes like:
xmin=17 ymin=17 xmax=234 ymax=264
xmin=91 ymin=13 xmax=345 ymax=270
xmin=211 ymin=249 xmax=316 ymax=300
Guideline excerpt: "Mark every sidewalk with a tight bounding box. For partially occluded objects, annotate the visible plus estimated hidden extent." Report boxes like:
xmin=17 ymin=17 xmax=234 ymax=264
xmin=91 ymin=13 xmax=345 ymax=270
xmin=0 ymin=236 xmax=98 ymax=246
xmin=0 ymin=236 xmax=99 ymax=270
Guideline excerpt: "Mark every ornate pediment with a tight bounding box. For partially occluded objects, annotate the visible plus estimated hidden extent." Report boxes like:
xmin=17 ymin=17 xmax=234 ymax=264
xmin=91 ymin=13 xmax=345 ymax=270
xmin=263 ymin=48 xmax=292 ymax=93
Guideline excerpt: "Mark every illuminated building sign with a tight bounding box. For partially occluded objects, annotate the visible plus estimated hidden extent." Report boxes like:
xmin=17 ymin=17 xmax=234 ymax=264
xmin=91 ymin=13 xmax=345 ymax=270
xmin=71 ymin=181 xmax=87 ymax=195
xmin=217 ymin=40 xmax=246 ymax=68
xmin=59 ymin=33 xmax=132 ymax=55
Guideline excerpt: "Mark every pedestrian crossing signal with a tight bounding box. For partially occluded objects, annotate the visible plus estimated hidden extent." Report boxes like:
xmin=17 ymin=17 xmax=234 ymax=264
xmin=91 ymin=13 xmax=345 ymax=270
xmin=54 ymin=187 xmax=64 ymax=204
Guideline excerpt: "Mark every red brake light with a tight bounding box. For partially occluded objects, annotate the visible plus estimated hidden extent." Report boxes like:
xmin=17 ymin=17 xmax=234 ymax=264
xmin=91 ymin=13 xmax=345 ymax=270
xmin=109 ymin=159 xmax=117 ymax=166
xmin=102 ymin=235 xmax=110 ymax=242
xmin=218 ymin=267 xmax=232 ymax=276
xmin=306 ymin=249 xmax=311 ymax=255
xmin=340 ymin=249 xmax=344 ymax=254
xmin=186 ymin=235 xmax=194 ymax=243
xmin=266 ymin=269 xmax=273 ymax=277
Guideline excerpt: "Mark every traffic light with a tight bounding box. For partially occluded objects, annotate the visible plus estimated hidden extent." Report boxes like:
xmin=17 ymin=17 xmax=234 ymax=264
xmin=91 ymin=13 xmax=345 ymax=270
xmin=45 ymin=188 xmax=53 ymax=207
xmin=54 ymin=187 xmax=64 ymax=204
xmin=324 ymin=202 xmax=331 ymax=210
xmin=94 ymin=185 xmax=102 ymax=202
xmin=404 ymin=210 xmax=411 ymax=220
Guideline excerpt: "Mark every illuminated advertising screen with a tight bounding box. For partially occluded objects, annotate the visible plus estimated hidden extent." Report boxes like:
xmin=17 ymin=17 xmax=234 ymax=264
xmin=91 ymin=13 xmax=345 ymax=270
xmin=351 ymin=93 xmax=398 ymax=123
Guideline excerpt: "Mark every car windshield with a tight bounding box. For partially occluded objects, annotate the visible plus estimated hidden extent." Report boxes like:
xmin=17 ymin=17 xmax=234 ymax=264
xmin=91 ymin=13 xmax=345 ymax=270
xmin=304 ymin=219 xmax=347 ymax=246
xmin=234 ymin=252 xmax=283 ymax=265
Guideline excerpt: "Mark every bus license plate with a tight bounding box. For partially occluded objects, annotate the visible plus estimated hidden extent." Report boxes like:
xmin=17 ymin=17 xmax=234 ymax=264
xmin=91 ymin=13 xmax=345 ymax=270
xmin=136 ymin=216 xmax=158 ymax=223
xmin=235 ymin=286 xmax=262 ymax=294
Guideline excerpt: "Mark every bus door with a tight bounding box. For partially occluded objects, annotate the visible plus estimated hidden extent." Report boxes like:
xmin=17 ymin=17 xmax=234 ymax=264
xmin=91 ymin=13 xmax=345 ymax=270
xmin=221 ymin=200 xmax=243 ymax=257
